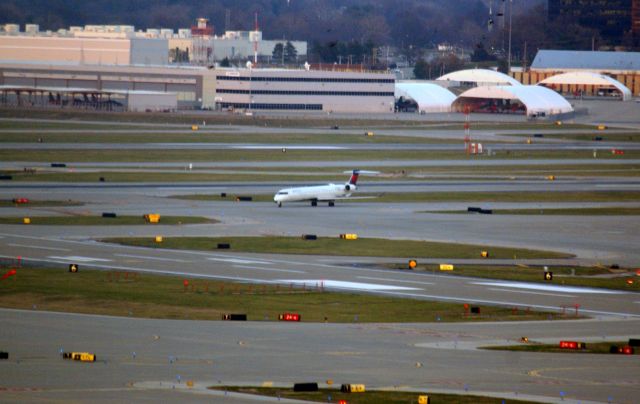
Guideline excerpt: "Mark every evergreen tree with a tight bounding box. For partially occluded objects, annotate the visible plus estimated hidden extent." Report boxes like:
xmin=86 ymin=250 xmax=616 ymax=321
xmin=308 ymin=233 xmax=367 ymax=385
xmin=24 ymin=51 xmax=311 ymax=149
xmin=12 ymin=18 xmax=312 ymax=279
xmin=284 ymin=41 xmax=297 ymax=63
xmin=413 ymin=59 xmax=429 ymax=79
xmin=272 ymin=43 xmax=284 ymax=65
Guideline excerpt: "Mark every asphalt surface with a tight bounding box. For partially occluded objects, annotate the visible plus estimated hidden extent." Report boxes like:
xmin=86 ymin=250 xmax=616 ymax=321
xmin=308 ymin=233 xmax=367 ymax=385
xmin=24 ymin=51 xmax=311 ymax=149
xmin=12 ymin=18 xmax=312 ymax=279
xmin=2 ymin=180 xmax=640 ymax=264
xmin=1 ymin=309 xmax=638 ymax=404
xmin=1 ymin=104 xmax=640 ymax=403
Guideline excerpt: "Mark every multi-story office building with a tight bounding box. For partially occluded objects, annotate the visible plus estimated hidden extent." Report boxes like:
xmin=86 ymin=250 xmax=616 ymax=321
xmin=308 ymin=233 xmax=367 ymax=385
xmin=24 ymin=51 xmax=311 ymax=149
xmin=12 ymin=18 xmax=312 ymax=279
xmin=215 ymin=68 xmax=395 ymax=113
xmin=548 ymin=0 xmax=640 ymax=45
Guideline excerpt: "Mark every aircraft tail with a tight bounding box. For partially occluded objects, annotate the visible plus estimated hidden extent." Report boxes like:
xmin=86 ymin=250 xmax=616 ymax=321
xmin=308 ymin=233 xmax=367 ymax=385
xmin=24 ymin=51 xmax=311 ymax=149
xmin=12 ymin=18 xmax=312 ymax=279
xmin=348 ymin=170 xmax=360 ymax=185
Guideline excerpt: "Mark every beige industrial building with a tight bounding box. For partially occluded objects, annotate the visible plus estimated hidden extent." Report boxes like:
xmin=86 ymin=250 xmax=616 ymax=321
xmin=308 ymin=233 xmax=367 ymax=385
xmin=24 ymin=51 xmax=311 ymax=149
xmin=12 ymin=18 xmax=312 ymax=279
xmin=0 ymin=62 xmax=394 ymax=113
xmin=0 ymin=24 xmax=168 ymax=66
xmin=0 ymin=22 xmax=306 ymax=67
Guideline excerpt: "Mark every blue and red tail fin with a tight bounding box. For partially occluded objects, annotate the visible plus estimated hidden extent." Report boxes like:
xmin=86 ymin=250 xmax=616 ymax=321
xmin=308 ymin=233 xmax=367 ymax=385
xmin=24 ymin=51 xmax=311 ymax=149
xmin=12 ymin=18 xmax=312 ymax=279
xmin=348 ymin=170 xmax=360 ymax=185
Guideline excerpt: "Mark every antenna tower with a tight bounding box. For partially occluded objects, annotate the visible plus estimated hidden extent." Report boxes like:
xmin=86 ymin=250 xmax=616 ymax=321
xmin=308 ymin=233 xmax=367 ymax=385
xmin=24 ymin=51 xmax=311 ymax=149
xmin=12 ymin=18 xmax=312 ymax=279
xmin=253 ymin=12 xmax=259 ymax=64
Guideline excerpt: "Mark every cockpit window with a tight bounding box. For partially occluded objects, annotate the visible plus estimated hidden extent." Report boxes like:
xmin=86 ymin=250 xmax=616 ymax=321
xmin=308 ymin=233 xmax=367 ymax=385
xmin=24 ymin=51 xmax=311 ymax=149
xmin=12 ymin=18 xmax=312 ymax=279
xmin=277 ymin=192 xmax=288 ymax=195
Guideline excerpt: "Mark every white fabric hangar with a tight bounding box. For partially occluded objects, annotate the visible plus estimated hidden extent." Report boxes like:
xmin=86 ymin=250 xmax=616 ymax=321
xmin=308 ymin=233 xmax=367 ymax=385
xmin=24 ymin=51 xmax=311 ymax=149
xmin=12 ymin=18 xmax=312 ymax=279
xmin=453 ymin=85 xmax=574 ymax=117
xmin=538 ymin=72 xmax=633 ymax=101
xmin=437 ymin=68 xmax=521 ymax=86
xmin=395 ymin=82 xmax=456 ymax=113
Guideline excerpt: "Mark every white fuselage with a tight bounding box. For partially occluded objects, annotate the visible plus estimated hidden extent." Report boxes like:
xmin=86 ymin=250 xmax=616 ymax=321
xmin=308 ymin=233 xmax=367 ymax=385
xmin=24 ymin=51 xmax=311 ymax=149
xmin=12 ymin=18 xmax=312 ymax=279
xmin=274 ymin=183 xmax=352 ymax=204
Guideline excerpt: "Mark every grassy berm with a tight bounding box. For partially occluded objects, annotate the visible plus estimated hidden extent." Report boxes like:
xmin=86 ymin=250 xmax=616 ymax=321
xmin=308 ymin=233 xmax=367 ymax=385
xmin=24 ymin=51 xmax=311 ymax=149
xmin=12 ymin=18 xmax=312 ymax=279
xmin=483 ymin=341 xmax=639 ymax=355
xmin=0 ymin=267 xmax=567 ymax=323
xmin=103 ymin=236 xmax=571 ymax=259
xmin=210 ymin=386 xmax=540 ymax=404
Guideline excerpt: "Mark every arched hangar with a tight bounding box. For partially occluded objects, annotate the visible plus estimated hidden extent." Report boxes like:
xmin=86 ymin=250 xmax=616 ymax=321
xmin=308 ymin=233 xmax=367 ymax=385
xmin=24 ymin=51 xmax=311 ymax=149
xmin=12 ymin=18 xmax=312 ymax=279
xmin=452 ymin=85 xmax=574 ymax=117
xmin=437 ymin=68 xmax=521 ymax=87
xmin=537 ymin=71 xmax=632 ymax=101
xmin=395 ymin=82 xmax=456 ymax=113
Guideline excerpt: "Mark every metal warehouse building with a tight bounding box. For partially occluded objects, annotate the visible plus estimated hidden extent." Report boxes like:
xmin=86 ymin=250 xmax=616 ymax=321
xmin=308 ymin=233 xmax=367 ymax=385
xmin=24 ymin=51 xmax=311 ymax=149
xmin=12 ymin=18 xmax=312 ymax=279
xmin=0 ymin=62 xmax=213 ymax=111
xmin=513 ymin=50 xmax=640 ymax=97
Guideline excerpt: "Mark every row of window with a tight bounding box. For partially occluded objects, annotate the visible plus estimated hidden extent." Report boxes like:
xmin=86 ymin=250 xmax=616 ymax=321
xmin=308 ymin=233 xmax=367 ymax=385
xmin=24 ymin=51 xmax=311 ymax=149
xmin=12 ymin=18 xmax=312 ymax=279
xmin=217 ymin=76 xmax=394 ymax=84
xmin=217 ymin=89 xmax=394 ymax=96
xmin=219 ymin=102 xmax=322 ymax=110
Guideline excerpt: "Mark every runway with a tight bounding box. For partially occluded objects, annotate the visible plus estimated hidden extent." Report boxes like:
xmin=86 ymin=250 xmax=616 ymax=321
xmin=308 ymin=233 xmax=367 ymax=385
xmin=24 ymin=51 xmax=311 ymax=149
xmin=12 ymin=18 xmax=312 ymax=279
xmin=3 ymin=142 xmax=640 ymax=151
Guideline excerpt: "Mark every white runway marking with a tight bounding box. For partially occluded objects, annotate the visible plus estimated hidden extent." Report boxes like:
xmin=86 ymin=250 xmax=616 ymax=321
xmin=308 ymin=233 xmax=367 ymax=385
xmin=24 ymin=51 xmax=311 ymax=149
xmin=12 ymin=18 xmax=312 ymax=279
xmin=8 ymin=243 xmax=70 ymax=252
xmin=233 ymin=265 xmax=305 ymax=274
xmin=279 ymin=279 xmax=420 ymax=291
xmin=4 ymin=253 xmax=277 ymax=285
xmin=234 ymin=145 xmax=344 ymax=150
xmin=357 ymin=276 xmax=434 ymax=286
xmin=487 ymin=287 xmax=575 ymax=298
xmin=472 ymin=281 xmax=624 ymax=294
xmin=207 ymin=257 xmax=272 ymax=265
xmin=115 ymin=254 xmax=190 ymax=263
xmin=157 ymin=187 xmax=224 ymax=191
xmin=47 ymin=255 xmax=111 ymax=263
xmin=371 ymin=290 xmax=640 ymax=318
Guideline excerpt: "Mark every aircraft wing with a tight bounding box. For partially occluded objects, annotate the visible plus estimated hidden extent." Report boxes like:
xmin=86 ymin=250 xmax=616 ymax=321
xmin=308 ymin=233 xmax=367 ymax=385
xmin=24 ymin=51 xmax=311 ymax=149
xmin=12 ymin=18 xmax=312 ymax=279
xmin=317 ymin=195 xmax=379 ymax=201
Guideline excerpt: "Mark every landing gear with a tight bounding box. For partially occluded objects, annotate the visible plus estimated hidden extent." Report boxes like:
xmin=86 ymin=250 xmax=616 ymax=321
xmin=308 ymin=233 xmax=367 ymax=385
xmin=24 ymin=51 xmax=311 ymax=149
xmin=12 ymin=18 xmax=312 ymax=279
xmin=328 ymin=201 xmax=335 ymax=207
xmin=277 ymin=202 xmax=282 ymax=208
xmin=311 ymin=200 xmax=318 ymax=207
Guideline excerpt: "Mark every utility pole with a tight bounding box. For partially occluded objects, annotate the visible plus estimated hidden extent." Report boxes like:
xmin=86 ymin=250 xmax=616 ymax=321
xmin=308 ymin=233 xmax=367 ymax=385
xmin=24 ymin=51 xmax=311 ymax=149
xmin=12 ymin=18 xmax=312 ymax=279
xmin=507 ymin=0 xmax=513 ymax=73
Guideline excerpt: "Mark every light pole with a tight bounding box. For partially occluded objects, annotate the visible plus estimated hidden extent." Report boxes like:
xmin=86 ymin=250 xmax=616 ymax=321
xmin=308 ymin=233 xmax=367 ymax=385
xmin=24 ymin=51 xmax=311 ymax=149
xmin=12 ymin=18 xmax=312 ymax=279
xmin=507 ymin=0 xmax=513 ymax=73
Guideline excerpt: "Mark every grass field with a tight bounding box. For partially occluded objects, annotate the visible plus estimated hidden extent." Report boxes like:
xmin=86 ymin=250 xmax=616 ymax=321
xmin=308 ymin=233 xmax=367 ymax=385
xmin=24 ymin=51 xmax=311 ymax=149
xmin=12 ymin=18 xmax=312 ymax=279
xmin=506 ymin=132 xmax=640 ymax=142
xmin=1 ymin=148 xmax=638 ymax=163
xmin=210 ymin=386 xmax=540 ymax=404
xmin=0 ymin=199 xmax=83 ymax=207
xmin=0 ymin=130 xmax=456 ymax=145
xmin=3 ymin=164 xmax=640 ymax=182
xmin=0 ymin=267 xmax=563 ymax=323
xmin=482 ymin=341 xmax=639 ymax=355
xmin=102 ymin=236 xmax=571 ymax=259
xmin=0 ymin=215 xmax=215 ymax=225
xmin=448 ymin=207 xmax=640 ymax=215
xmin=0 ymin=109 xmax=596 ymax=130
xmin=386 ymin=264 xmax=640 ymax=292
xmin=0 ymin=121 xmax=151 ymax=130
xmin=0 ymin=170 xmax=394 ymax=183
xmin=398 ymin=190 xmax=640 ymax=204
xmin=173 ymin=190 xmax=640 ymax=205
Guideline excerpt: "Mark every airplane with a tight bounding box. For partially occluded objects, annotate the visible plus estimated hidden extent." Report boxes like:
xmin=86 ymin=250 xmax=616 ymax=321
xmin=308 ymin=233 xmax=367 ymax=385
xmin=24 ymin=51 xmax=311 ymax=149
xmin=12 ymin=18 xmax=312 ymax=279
xmin=274 ymin=170 xmax=363 ymax=207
